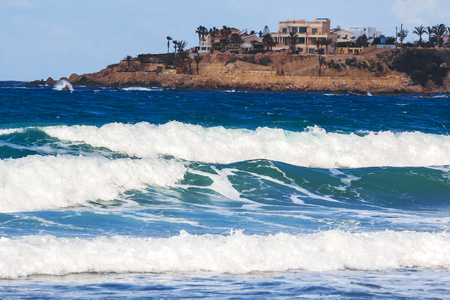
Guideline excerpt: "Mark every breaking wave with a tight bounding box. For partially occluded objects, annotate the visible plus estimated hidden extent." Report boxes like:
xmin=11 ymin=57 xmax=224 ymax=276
xmin=0 ymin=155 xmax=186 ymax=212
xmin=1 ymin=230 xmax=449 ymax=278
xmin=42 ymin=121 xmax=450 ymax=168
xmin=53 ymin=79 xmax=74 ymax=92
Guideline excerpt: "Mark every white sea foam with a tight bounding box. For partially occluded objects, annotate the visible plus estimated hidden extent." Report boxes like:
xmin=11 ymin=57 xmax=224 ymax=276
xmin=0 ymin=155 xmax=186 ymax=213
xmin=1 ymin=230 xmax=449 ymax=278
xmin=0 ymin=128 xmax=23 ymax=135
xmin=53 ymin=80 xmax=74 ymax=92
xmin=122 ymin=87 xmax=163 ymax=92
xmin=42 ymin=122 xmax=450 ymax=168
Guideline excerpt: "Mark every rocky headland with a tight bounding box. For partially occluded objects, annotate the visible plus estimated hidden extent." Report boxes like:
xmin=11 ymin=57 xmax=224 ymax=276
xmin=33 ymin=48 xmax=450 ymax=94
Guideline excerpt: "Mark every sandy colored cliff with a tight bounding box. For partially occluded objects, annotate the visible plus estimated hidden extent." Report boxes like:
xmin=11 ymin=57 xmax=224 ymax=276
xmin=37 ymin=49 xmax=450 ymax=94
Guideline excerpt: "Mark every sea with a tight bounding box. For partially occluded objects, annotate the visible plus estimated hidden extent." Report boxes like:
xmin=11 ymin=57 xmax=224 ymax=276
xmin=0 ymin=80 xmax=449 ymax=299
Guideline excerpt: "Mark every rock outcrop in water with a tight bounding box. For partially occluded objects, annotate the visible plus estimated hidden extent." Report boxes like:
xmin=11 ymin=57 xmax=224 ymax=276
xmin=32 ymin=49 xmax=450 ymax=94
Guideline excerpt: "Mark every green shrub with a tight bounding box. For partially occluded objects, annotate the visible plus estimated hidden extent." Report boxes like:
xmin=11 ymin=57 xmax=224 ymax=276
xmin=388 ymin=49 xmax=449 ymax=86
xmin=258 ymin=56 xmax=272 ymax=66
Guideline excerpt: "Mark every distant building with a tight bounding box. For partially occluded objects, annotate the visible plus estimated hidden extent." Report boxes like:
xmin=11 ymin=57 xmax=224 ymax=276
xmin=271 ymin=18 xmax=337 ymax=54
xmin=349 ymin=26 xmax=382 ymax=41
xmin=199 ymin=27 xmax=242 ymax=53
xmin=444 ymin=35 xmax=449 ymax=46
xmin=331 ymin=27 xmax=354 ymax=43
xmin=241 ymin=34 xmax=263 ymax=51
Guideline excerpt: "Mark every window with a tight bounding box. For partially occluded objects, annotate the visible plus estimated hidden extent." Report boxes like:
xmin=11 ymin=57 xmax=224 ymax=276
xmin=312 ymin=28 xmax=318 ymax=34
xmin=299 ymin=37 xmax=305 ymax=44
xmin=318 ymin=49 xmax=325 ymax=54
xmin=309 ymin=49 xmax=315 ymax=54
xmin=299 ymin=27 xmax=307 ymax=33
xmin=310 ymin=38 xmax=317 ymax=44
xmin=282 ymin=28 xmax=287 ymax=33
xmin=291 ymin=27 xmax=297 ymax=33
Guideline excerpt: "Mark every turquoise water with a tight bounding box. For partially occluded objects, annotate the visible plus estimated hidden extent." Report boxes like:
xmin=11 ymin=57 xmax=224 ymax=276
xmin=0 ymin=81 xmax=449 ymax=298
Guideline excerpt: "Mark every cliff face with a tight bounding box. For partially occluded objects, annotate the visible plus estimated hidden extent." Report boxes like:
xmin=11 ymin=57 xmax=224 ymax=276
xmin=44 ymin=50 xmax=450 ymax=94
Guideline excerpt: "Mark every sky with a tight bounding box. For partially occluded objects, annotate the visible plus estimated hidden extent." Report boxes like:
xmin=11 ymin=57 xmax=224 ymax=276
xmin=1 ymin=0 xmax=449 ymax=81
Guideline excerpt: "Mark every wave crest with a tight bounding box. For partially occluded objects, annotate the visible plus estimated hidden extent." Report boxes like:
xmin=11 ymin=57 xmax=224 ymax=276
xmin=42 ymin=122 xmax=450 ymax=168
xmin=1 ymin=230 xmax=450 ymax=278
xmin=0 ymin=155 xmax=186 ymax=212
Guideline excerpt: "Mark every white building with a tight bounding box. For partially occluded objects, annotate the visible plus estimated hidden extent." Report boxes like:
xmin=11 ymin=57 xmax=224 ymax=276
xmin=349 ymin=27 xmax=382 ymax=41
xmin=331 ymin=27 xmax=354 ymax=43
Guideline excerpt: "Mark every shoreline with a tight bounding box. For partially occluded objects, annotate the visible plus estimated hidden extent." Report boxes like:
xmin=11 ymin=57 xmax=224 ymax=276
xmin=28 ymin=50 xmax=450 ymax=95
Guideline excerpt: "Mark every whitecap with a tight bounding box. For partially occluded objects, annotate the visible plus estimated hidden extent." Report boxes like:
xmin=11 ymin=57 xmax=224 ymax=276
xmin=1 ymin=230 xmax=450 ymax=278
xmin=53 ymin=80 xmax=74 ymax=92
xmin=41 ymin=122 xmax=450 ymax=168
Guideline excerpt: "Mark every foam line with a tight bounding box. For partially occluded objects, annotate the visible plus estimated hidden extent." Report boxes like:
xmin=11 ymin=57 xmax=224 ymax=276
xmin=1 ymin=230 xmax=449 ymax=278
xmin=42 ymin=122 xmax=450 ymax=168
xmin=0 ymin=155 xmax=186 ymax=212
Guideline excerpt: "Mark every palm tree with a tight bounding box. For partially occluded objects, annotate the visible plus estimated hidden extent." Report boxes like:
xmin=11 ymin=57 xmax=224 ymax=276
xmin=220 ymin=26 xmax=232 ymax=51
xmin=173 ymin=40 xmax=178 ymax=56
xmin=230 ymin=33 xmax=242 ymax=50
xmin=177 ymin=40 xmax=188 ymax=53
xmin=194 ymin=54 xmax=202 ymax=75
xmin=315 ymin=38 xmax=322 ymax=54
xmin=263 ymin=33 xmax=275 ymax=51
xmin=322 ymin=38 xmax=333 ymax=54
xmin=166 ymin=36 xmax=172 ymax=54
xmin=209 ymin=27 xmax=219 ymax=53
xmin=413 ymin=25 xmax=425 ymax=46
xmin=318 ymin=55 xmax=326 ymax=77
xmin=289 ymin=32 xmax=298 ymax=54
xmin=196 ymin=25 xmax=207 ymax=47
xmin=433 ymin=24 xmax=447 ymax=47
xmin=332 ymin=42 xmax=338 ymax=55
xmin=125 ymin=55 xmax=132 ymax=72
xmin=426 ymin=26 xmax=435 ymax=47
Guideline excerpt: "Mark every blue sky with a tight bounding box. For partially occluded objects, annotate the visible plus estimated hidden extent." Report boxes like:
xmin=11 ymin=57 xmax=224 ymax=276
xmin=1 ymin=0 xmax=449 ymax=81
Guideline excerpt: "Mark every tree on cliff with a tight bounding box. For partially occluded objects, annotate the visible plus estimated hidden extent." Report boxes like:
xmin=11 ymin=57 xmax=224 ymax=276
xmin=173 ymin=40 xmax=178 ymax=56
xmin=315 ymin=38 xmax=322 ymax=54
xmin=263 ymin=34 xmax=275 ymax=51
xmin=322 ymin=38 xmax=333 ymax=54
xmin=318 ymin=55 xmax=326 ymax=77
xmin=194 ymin=54 xmax=202 ymax=75
xmin=289 ymin=32 xmax=298 ymax=54
xmin=397 ymin=28 xmax=408 ymax=45
xmin=125 ymin=55 xmax=132 ymax=72
xmin=230 ymin=33 xmax=242 ymax=50
xmin=166 ymin=36 xmax=172 ymax=54
xmin=413 ymin=25 xmax=425 ymax=47
xmin=355 ymin=34 xmax=369 ymax=47
xmin=426 ymin=26 xmax=435 ymax=46
xmin=433 ymin=24 xmax=447 ymax=47
xmin=196 ymin=26 xmax=208 ymax=47
xmin=209 ymin=27 xmax=219 ymax=53
xmin=220 ymin=26 xmax=232 ymax=51
xmin=177 ymin=40 xmax=188 ymax=55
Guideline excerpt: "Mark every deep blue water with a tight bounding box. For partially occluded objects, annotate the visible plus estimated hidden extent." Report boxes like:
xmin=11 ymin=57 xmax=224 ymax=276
xmin=0 ymin=81 xmax=449 ymax=298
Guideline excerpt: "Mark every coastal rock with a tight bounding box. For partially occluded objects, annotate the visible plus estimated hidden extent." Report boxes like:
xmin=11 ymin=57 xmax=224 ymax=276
xmin=46 ymin=77 xmax=55 ymax=85
xmin=37 ymin=51 xmax=449 ymax=94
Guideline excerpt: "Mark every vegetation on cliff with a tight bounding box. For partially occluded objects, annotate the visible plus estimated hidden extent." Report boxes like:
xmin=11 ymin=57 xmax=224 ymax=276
xmin=380 ymin=48 xmax=449 ymax=87
xmin=29 ymin=48 xmax=449 ymax=94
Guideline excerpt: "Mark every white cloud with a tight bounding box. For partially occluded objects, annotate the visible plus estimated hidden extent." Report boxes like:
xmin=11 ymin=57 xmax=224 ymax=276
xmin=390 ymin=0 xmax=449 ymax=26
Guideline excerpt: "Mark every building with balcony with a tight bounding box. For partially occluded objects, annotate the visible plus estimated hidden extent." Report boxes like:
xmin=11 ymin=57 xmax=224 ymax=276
xmin=271 ymin=18 xmax=337 ymax=54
